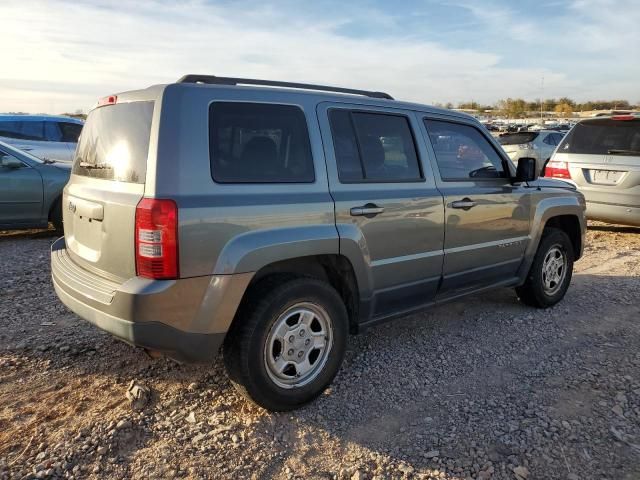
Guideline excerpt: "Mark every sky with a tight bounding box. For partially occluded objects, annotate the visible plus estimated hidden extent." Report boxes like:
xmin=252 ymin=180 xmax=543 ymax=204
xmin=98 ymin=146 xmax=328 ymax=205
xmin=1 ymin=0 xmax=639 ymax=114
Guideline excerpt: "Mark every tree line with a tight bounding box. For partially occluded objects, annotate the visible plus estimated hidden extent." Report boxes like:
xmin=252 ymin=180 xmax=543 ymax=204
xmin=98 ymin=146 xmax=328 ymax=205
xmin=434 ymin=98 xmax=637 ymax=117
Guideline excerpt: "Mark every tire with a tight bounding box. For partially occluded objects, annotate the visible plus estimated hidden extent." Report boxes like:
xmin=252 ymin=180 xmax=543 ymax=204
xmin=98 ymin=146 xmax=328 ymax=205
xmin=50 ymin=198 xmax=63 ymax=232
xmin=223 ymin=276 xmax=349 ymax=411
xmin=516 ymin=228 xmax=574 ymax=308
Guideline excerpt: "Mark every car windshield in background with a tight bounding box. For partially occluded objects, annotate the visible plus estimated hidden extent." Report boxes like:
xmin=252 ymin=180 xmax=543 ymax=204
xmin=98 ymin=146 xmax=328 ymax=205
xmin=72 ymin=102 xmax=154 ymax=183
xmin=498 ymin=132 xmax=539 ymax=145
xmin=558 ymin=119 xmax=640 ymax=155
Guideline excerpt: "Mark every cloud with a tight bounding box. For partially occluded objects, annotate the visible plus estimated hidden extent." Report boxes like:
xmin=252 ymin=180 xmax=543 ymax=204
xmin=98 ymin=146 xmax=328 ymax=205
xmin=0 ymin=0 xmax=637 ymax=113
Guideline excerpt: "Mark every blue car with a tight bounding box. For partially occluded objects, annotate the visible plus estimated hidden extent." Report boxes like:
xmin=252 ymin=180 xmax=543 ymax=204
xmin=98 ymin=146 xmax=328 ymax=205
xmin=0 ymin=140 xmax=70 ymax=230
xmin=0 ymin=114 xmax=83 ymax=163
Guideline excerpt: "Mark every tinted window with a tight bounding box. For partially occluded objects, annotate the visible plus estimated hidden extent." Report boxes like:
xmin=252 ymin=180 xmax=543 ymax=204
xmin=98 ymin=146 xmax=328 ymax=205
xmin=0 ymin=120 xmax=46 ymax=141
xmin=72 ymin=102 xmax=154 ymax=183
xmin=424 ymin=119 xmax=506 ymax=181
xmin=59 ymin=122 xmax=83 ymax=142
xmin=329 ymin=110 xmax=422 ymax=182
xmin=498 ymin=132 xmax=539 ymax=145
xmin=209 ymin=103 xmax=314 ymax=183
xmin=558 ymin=119 xmax=640 ymax=155
xmin=543 ymin=133 xmax=556 ymax=146
xmin=45 ymin=122 xmax=63 ymax=142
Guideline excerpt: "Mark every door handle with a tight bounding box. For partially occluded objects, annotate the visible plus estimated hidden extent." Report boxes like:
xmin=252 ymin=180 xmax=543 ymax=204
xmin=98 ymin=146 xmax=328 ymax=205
xmin=350 ymin=204 xmax=385 ymax=217
xmin=451 ymin=198 xmax=477 ymax=210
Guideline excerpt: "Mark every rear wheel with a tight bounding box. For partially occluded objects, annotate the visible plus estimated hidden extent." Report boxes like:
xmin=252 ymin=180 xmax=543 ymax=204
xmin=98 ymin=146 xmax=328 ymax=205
xmin=516 ymin=228 xmax=574 ymax=308
xmin=223 ymin=277 xmax=348 ymax=411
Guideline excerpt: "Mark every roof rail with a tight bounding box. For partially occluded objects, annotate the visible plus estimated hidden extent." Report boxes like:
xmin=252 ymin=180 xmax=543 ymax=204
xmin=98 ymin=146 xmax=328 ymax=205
xmin=176 ymin=74 xmax=394 ymax=100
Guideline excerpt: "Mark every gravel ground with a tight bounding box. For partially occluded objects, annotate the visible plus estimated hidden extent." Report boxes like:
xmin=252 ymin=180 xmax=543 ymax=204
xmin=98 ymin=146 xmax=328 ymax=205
xmin=1 ymin=222 xmax=639 ymax=480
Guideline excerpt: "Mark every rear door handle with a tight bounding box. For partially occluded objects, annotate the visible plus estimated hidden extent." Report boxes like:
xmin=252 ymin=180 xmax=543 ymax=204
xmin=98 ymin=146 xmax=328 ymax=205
xmin=451 ymin=198 xmax=477 ymax=210
xmin=350 ymin=204 xmax=385 ymax=217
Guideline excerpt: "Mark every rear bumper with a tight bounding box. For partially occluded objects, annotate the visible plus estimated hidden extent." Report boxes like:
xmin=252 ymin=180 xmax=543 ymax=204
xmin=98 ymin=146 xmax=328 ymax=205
xmin=51 ymin=237 xmax=253 ymax=362
xmin=586 ymin=201 xmax=640 ymax=227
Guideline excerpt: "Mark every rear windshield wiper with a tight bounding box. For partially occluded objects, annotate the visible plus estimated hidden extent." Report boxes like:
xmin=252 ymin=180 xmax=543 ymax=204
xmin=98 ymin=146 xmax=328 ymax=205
xmin=608 ymin=149 xmax=640 ymax=155
xmin=79 ymin=162 xmax=110 ymax=169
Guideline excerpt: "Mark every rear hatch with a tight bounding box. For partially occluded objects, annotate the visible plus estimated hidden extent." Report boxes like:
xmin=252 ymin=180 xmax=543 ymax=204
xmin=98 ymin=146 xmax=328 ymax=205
xmin=552 ymin=116 xmax=640 ymax=207
xmin=63 ymin=99 xmax=155 ymax=281
xmin=498 ymin=132 xmax=539 ymax=157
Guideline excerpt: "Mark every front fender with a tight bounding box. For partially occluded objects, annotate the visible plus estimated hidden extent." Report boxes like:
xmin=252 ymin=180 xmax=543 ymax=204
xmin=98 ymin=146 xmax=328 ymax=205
xmin=213 ymin=225 xmax=339 ymax=275
xmin=516 ymin=194 xmax=586 ymax=281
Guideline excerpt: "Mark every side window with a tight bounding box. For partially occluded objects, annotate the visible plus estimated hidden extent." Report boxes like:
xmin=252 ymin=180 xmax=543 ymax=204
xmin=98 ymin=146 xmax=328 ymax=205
xmin=543 ymin=133 xmax=556 ymax=146
xmin=59 ymin=122 xmax=83 ymax=142
xmin=329 ymin=109 xmax=422 ymax=182
xmin=0 ymin=121 xmax=22 ymax=139
xmin=45 ymin=122 xmax=63 ymax=142
xmin=424 ymin=119 xmax=506 ymax=181
xmin=19 ymin=121 xmax=46 ymax=141
xmin=0 ymin=150 xmax=25 ymax=168
xmin=209 ymin=102 xmax=314 ymax=183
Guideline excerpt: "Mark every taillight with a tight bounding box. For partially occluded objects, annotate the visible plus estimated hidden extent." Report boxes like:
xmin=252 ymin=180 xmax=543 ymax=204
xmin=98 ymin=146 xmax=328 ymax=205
xmin=611 ymin=115 xmax=635 ymax=121
xmin=135 ymin=198 xmax=179 ymax=279
xmin=544 ymin=160 xmax=571 ymax=179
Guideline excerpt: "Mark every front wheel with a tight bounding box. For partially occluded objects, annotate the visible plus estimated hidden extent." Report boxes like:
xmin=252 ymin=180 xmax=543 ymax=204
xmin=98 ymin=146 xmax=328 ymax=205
xmin=223 ymin=277 xmax=348 ymax=411
xmin=516 ymin=228 xmax=574 ymax=308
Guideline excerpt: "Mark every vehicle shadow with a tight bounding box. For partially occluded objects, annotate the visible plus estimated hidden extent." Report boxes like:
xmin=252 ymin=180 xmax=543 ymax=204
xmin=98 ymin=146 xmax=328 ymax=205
xmin=0 ymin=226 xmax=59 ymax=241
xmin=3 ymin=273 xmax=639 ymax=478
xmin=587 ymin=223 xmax=640 ymax=234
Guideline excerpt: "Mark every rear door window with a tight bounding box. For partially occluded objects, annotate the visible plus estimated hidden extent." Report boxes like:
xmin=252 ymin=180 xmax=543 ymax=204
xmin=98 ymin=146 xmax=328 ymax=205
xmin=72 ymin=101 xmax=154 ymax=183
xmin=0 ymin=121 xmax=46 ymax=141
xmin=209 ymin=102 xmax=314 ymax=183
xmin=424 ymin=119 xmax=507 ymax=181
xmin=559 ymin=119 xmax=640 ymax=155
xmin=329 ymin=109 xmax=422 ymax=182
xmin=45 ymin=122 xmax=63 ymax=142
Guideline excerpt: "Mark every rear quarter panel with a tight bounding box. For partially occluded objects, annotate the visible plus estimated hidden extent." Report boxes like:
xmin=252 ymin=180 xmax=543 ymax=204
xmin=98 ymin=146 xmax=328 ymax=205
xmin=153 ymin=84 xmax=339 ymax=278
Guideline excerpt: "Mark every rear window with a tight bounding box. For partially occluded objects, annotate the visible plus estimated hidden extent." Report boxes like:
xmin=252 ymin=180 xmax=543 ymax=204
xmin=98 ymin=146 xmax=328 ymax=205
xmin=498 ymin=132 xmax=539 ymax=145
xmin=72 ymin=102 xmax=154 ymax=183
xmin=558 ymin=119 xmax=640 ymax=155
xmin=0 ymin=120 xmax=46 ymax=141
xmin=209 ymin=102 xmax=314 ymax=183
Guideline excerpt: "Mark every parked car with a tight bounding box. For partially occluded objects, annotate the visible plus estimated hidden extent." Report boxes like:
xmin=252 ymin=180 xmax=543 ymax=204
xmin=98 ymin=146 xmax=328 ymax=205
xmin=545 ymin=114 xmax=640 ymax=226
xmin=0 ymin=140 xmax=70 ymax=230
xmin=498 ymin=130 xmax=565 ymax=174
xmin=0 ymin=114 xmax=83 ymax=163
xmin=51 ymin=75 xmax=586 ymax=411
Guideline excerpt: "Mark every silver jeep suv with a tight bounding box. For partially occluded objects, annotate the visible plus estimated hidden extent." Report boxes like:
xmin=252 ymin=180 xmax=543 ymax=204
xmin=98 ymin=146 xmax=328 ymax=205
xmin=51 ymin=75 xmax=586 ymax=410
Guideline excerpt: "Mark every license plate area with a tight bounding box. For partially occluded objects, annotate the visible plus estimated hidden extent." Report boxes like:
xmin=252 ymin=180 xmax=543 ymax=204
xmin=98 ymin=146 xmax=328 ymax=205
xmin=589 ymin=169 xmax=624 ymax=185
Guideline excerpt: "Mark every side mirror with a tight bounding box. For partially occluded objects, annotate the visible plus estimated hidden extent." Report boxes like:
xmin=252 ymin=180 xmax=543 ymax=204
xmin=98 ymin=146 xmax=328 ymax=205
xmin=1 ymin=157 xmax=24 ymax=169
xmin=515 ymin=157 xmax=538 ymax=183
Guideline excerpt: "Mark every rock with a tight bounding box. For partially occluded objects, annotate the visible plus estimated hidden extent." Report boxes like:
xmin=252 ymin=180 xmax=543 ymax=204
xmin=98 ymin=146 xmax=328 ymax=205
xmin=116 ymin=419 xmax=131 ymax=430
xmin=611 ymin=405 xmax=625 ymax=418
xmin=96 ymin=446 xmax=108 ymax=455
xmin=351 ymin=470 xmax=366 ymax=480
xmin=398 ymin=464 xmax=414 ymax=475
xmin=186 ymin=412 xmax=197 ymax=424
xmin=126 ymin=380 xmax=150 ymax=411
xmin=512 ymin=466 xmax=529 ymax=479
xmin=424 ymin=450 xmax=439 ymax=459
xmin=59 ymin=345 xmax=70 ymax=352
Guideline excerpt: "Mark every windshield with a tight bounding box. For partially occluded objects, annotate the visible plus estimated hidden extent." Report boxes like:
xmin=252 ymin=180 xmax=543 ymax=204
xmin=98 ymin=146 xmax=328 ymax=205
xmin=72 ymin=101 xmax=154 ymax=183
xmin=498 ymin=132 xmax=539 ymax=145
xmin=558 ymin=119 xmax=640 ymax=155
